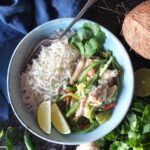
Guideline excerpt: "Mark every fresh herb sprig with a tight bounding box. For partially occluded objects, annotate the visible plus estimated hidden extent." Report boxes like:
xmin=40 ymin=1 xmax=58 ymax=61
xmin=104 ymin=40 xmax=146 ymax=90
xmin=96 ymin=96 xmax=150 ymax=150
xmin=69 ymin=22 xmax=106 ymax=57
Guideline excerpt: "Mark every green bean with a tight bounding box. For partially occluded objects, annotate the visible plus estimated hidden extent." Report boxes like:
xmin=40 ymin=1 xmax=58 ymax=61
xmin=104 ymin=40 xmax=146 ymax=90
xmin=66 ymin=100 xmax=70 ymax=113
xmin=60 ymin=93 xmax=79 ymax=100
xmin=99 ymin=56 xmax=113 ymax=77
xmin=66 ymin=102 xmax=79 ymax=117
xmin=78 ymin=60 xmax=104 ymax=83
xmin=111 ymin=58 xmax=122 ymax=89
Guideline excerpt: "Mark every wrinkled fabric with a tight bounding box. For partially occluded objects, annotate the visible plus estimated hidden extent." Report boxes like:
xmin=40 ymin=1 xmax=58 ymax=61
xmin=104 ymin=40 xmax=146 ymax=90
xmin=0 ymin=0 xmax=87 ymax=121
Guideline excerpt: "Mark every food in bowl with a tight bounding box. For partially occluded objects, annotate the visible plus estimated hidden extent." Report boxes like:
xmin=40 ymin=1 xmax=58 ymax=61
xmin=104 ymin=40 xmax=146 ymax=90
xmin=21 ymin=22 xmax=121 ymax=135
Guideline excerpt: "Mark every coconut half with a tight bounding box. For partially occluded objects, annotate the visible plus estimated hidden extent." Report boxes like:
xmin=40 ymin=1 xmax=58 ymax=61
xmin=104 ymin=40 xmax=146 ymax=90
xmin=122 ymin=0 xmax=150 ymax=59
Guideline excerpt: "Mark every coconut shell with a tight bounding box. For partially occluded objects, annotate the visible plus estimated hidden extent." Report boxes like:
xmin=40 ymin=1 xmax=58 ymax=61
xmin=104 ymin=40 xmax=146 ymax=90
xmin=122 ymin=0 xmax=150 ymax=59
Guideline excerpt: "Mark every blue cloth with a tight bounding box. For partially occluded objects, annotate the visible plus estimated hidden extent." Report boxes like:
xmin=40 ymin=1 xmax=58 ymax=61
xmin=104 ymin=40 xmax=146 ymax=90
xmin=0 ymin=0 xmax=87 ymax=121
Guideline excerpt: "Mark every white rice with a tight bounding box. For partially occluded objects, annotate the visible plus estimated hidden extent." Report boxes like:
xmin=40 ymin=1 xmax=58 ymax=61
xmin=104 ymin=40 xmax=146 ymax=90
xmin=21 ymin=35 xmax=79 ymax=112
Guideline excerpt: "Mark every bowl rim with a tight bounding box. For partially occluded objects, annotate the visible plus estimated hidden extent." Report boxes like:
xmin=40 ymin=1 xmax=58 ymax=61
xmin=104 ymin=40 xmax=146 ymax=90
xmin=7 ymin=18 xmax=134 ymax=145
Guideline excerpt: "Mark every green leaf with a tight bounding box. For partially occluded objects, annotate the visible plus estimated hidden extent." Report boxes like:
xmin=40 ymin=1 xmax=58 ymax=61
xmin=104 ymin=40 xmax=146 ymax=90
xmin=95 ymin=111 xmax=111 ymax=125
xmin=96 ymin=137 xmax=107 ymax=147
xmin=95 ymin=30 xmax=106 ymax=48
xmin=134 ymin=147 xmax=144 ymax=150
xmin=105 ymin=130 xmax=119 ymax=141
xmin=89 ymin=37 xmax=100 ymax=50
xmin=132 ymin=102 xmax=145 ymax=113
xmin=24 ymin=130 xmax=34 ymax=150
xmin=143 ymin=124 xmax=150 ymax=134
xmin=0 ymin=130 xmax=4 ymax=139
xmin=110 ymin=141 xmax=129 ymax=150
xmin=77 ymin=28 xmax=92 ymax=41
xmin=6 ymin=127 xmax=20 ymax=150
xmin=127 ymin=112 xmax=138 ymax=131
xmin=120 ymin=121 xmax=130 ymax=134
xmin=83 ymin=22 xmax=100 ymax=35
xmin=127 ymin=137 xmax=137 ymax=147
xmin=69 ymin=36 xmax=85 ymax=55
xmin=84 ymin=37 xmax=101 ymax=57
xmin=128 ymin=131 xmax=141 ymax=140
xmin=6 ymin=139 xmax=12 ymax=150
xmin=109 ymin=142 xmax=119 ymax=150
xmin=142 ymin=105 xmax=150 ymax=123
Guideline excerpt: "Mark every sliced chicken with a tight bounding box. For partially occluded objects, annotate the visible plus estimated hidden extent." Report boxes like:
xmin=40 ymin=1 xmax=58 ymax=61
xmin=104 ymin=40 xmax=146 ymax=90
xmin=75 ymin=96 xmax=87 ymax=118
xmin=107 ymin=85 xmax=117 ymax=100
xmin=102 ymin=69 xmax=118 ymax=81
xmin=70 ymin=56 xmax=86 ymax=85
xmin=84 ymin=58 xmax=93 ymax=69
xmin=70 ymin=98 xmax=76 ymax=108
xmin=87 ymin=84 xmax=108 ymax=107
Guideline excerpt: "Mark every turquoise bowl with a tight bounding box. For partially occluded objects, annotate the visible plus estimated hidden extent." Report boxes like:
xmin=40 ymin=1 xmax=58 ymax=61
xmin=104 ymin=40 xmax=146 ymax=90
xmin=7 ymin=18 xmax=134 ymax=145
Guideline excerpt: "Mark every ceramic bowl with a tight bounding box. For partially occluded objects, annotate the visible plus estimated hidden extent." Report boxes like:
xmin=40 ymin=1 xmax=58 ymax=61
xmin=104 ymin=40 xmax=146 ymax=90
xmin=7 ymin=18 xmax=134 ymax=145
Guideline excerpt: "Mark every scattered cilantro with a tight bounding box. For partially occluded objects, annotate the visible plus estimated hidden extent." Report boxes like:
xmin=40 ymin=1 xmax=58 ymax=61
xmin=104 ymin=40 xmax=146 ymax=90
xmin=96 ymin=96 xmax=150 ymax=150
xmin=69 ymin=22 xmax=106 ymax=57
xmin=0 ymin=127 xmax=34 ymax=150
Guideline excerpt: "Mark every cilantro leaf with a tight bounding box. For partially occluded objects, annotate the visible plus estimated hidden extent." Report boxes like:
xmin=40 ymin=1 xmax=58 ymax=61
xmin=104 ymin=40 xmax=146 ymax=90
xmin=69 ymin=22 xmax=106 ymax=57
xmin=142 ymin=105 xmax=150 ymax=123
xmin=69 ymin=36 xmax=85 ymax=55
xmin=6 ymin=127 xmax=20 ymax=150
xmin=110 ymin=141 xmax=129 ymax=150
xmin=83 ymin=22 xmax=100 ymax=36
xmin=127 ymin=112 xmax=138 ymax=131
xmin=143 ymin=124 xmax=150 ymax=134
xmin=132 ymin=102 xmax=145 ymax=113
xmin=127 ymin=137 xmax=137 ymax=147
xmin=77 ymin=28 xmax=92 ymax=41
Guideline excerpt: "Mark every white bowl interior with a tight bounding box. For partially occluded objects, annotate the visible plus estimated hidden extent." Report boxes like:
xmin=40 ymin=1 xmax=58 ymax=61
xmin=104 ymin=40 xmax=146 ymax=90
xmin=7 ymin=18 xmax=134 ymax=145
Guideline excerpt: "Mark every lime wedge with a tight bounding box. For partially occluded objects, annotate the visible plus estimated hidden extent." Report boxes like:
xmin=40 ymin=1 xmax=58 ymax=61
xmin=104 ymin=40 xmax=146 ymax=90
xmin=134 ymin=68 xmax=150 ymax=97
xmin=51 ymin=103 xmax=71 ymax=134
xmin=96 ymin=111 xmax=111 ymax=125
xmin=37 ymin=101 xmax=51 ymax=134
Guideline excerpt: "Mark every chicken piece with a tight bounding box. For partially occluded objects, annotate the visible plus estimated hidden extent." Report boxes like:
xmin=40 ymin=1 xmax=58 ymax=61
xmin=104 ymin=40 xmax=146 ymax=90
xmin=107 ymin=85 xmax=117 ymax=100
xmin=75 ymin=96 xmax=87 ymax=118
xmin=102 ymin=69 xmax=118 ymax=81
xmin=70 ymin=56 xmax=86 ymax=85
xmin=87 ymin=84 xmax=108 ymax=107
xmin=70 ymin=98 xmax=76 ymax=108
xmin=84 ymin=58 xmax=93 ymax=69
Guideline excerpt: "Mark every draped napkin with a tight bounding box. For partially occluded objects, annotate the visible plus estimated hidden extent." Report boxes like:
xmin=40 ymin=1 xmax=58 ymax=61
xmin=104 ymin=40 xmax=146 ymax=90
xmin=0 ymin=0 xmax=88 ymax=121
